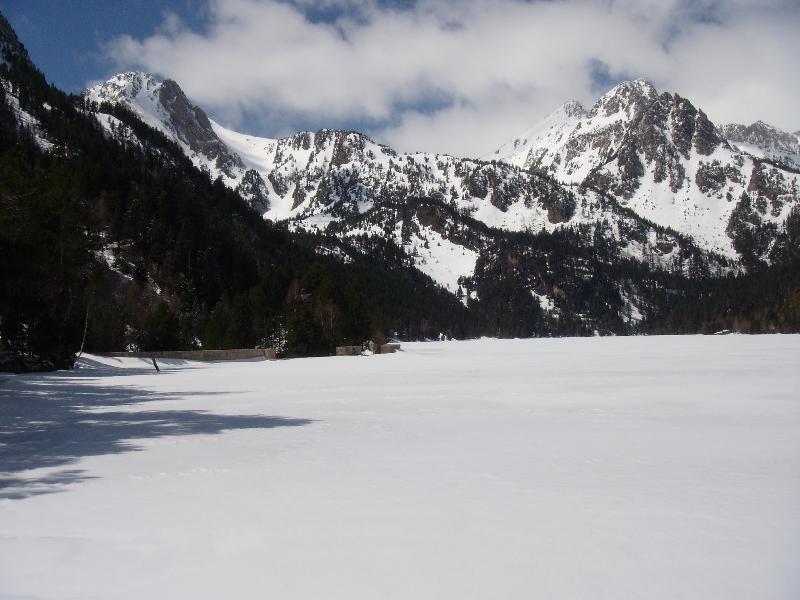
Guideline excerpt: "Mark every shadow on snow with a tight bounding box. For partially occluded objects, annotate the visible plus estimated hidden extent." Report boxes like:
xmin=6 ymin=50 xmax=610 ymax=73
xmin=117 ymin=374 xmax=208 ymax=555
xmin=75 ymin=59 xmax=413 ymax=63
xmin=0 ymin=362 xmax=313 ymax=500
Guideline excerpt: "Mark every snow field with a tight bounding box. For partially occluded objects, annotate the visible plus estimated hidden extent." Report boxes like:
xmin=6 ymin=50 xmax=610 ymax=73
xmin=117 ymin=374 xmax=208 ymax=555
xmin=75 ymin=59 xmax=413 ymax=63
xmin=1 ymin=335 xmax=799 ymax=599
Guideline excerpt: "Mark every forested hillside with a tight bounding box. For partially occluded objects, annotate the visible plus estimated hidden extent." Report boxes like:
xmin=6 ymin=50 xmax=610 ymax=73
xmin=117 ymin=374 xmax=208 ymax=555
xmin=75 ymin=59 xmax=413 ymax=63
xmin=0 ymin=21 xmax=469 ymax=368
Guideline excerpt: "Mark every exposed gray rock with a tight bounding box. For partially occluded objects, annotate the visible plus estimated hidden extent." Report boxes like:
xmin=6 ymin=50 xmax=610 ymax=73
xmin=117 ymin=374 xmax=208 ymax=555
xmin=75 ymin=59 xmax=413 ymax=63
xmin=235 ymin=169 xmax=270 ymax=213
xmin=721 ymin=121 xmax=800 ymax=168
xmin=561 ymin=99 xmax=587 ymax=118
xmin=722 ymin=121 xmax=798 ymax=154
xmin=156 ymin=79 xmax=245 ymax=178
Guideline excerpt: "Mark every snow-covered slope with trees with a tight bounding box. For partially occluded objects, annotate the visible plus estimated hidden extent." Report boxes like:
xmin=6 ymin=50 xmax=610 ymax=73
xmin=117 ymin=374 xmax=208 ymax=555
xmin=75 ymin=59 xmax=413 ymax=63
xmin=0 ymin=14 xmax=52 ymax=151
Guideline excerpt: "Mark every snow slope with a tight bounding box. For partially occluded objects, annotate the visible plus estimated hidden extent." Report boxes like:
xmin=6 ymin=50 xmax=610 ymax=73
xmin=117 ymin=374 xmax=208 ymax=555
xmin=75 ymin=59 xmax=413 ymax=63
xmin=488 ymin=99 xmax=586 ymax=168
xmin=1 ymin=336 xmax=799 ymax=599
xmin=0 ymin=79 xmax=53 ymax=152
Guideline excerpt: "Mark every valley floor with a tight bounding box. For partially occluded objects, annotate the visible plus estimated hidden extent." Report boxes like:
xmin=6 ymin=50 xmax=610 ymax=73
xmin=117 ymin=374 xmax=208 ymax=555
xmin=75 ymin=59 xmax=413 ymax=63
xmin=1 ymin=336 xmax=799 ymax=599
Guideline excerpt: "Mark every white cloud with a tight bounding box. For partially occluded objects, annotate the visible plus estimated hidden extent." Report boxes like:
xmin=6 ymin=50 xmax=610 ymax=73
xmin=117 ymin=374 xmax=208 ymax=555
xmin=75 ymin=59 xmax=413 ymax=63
xmin=105 ymin=0 xmax=800 ymax=157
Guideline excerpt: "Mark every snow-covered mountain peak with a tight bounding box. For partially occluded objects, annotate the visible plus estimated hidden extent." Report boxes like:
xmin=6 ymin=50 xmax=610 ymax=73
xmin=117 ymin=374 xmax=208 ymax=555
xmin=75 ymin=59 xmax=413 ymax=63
xmin=85 ymin=71 xmax=160 ymax=105
xmin=86 ymin=72 xmax=245 ymax=181
xmin=492 ymin=78 xmax=730 ymax=180
xmin=591 ymin=79 xmax=658 ymax=119
xmin=491 ymin=80 xmax=799 ymax=259
xmin=489 ymin=80 xmax=663 ymax=179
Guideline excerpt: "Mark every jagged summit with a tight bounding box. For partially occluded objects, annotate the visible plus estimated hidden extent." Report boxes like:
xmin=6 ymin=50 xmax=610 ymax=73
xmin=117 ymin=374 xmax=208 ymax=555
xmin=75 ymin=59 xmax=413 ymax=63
xmin=590 ymin=79 xmax=658 ymax=118
xmin=614 ymin=78 xmax=657 ymax=91
xmin=85 ymin=71 xmax=160 ymax=103
xmin=489 ymin=79 xmax=800 ymax=258
xmin=490 ymin=79 xmax=663 ymax=170
xmin=490 ymin=79 xmax=666 ymax=178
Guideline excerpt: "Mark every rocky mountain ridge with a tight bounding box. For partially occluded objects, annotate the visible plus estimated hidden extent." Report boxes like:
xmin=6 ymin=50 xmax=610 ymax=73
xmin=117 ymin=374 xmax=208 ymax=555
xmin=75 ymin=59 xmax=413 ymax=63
xmin=720 ymin=120 xmax=800 ymax=169
xmin=492 ymin=79 xmax=800 ymax=264
xmin=85 ymin=74 xmax=729 ymax=293
xmin=88 ymin=72 xmax=800 ymax=276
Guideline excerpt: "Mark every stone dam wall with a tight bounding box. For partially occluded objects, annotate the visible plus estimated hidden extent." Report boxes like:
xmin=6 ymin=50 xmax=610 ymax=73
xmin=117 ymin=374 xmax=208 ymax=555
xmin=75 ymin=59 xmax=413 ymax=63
xmin=97 ymin=348 xmax=277 ymax=361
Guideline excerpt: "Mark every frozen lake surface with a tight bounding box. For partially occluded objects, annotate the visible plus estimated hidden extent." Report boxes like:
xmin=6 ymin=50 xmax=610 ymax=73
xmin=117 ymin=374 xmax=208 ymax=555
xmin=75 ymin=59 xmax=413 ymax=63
xmin=1 ymin=336 xmax=799 ymax=599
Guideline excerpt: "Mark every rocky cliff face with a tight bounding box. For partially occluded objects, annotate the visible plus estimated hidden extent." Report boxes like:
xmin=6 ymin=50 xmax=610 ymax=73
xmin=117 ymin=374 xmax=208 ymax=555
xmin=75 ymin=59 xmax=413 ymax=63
xmin=236 ymin=169 xmax=270 ymax=213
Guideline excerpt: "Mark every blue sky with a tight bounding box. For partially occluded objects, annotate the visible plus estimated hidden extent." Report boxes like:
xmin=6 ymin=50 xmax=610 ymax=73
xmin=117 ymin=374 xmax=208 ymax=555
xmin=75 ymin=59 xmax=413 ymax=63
xmin=3 ymin=1 xmax=206 ymax=92
xmin=3 ymin=1 xmax=799 ymax=156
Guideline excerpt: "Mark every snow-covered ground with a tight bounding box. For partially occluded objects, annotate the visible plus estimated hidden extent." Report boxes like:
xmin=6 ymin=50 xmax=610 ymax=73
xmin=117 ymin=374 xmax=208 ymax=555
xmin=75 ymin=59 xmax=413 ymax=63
xmin=1 ymin=336 xmax=799 ymax=599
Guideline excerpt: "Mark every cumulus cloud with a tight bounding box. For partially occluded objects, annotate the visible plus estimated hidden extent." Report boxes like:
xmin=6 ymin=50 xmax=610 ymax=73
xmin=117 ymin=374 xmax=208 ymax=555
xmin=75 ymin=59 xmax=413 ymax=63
xmin=105 ymin=0 xmax=800 ymax=157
